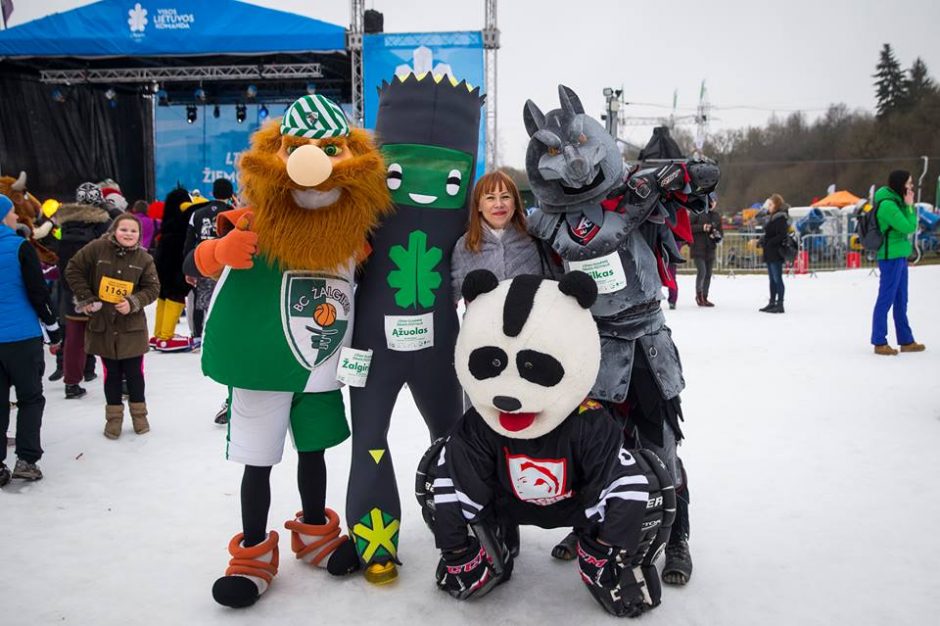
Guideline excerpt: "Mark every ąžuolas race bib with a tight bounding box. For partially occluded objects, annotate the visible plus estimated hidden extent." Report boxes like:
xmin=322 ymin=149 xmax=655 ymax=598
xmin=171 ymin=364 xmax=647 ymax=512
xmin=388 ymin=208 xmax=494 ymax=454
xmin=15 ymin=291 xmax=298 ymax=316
xmin=384 ymin=313 xmax=434 ymax=351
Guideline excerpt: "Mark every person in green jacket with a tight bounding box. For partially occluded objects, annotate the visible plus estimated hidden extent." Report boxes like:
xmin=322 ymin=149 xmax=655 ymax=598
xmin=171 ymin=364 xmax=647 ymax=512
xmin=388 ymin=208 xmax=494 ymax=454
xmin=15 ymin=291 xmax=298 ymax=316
xmin=870 ymin=170 xmax=925 ymax=355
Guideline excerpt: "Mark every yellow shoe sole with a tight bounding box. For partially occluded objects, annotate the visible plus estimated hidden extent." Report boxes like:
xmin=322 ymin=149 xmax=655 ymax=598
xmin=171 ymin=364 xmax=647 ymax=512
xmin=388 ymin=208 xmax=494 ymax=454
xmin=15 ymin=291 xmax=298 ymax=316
xmin=364 ymin=562 xmax=398 ymax=585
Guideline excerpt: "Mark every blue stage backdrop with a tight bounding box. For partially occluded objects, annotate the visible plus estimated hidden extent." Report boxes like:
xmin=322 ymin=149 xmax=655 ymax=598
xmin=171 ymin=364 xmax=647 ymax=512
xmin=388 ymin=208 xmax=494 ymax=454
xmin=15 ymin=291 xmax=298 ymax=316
xmin=363 ymin=31 xmax=486 ymax=180
xmin=155 ymin=101 xmax=357 ymax=200
xmin=154 ymin=104 xmax=266 ymax=199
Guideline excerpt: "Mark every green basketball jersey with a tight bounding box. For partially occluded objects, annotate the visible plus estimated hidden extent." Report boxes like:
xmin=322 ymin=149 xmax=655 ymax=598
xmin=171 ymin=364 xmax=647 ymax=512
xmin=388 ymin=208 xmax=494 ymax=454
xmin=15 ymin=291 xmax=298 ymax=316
xmin=202 ymin=255 xmax=355 ymax=392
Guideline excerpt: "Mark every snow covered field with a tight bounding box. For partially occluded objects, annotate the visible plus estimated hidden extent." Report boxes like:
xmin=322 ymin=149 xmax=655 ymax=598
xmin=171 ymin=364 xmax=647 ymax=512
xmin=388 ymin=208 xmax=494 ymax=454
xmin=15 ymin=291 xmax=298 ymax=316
xmin=4 ymin=267 xmax=939 ymax=626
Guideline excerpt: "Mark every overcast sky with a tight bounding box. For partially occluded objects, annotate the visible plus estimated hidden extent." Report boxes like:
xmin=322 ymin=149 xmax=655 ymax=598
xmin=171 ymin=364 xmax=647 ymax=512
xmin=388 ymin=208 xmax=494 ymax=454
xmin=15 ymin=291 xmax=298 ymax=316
xmin=10 ymin=1 xmax=940 ymax=168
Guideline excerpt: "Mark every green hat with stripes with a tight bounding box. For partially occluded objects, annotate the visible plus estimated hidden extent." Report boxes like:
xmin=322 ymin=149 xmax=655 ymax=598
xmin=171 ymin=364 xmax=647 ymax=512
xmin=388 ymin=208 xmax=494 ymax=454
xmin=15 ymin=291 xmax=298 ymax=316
xmin=280 ymin=95 xmax=350 ymax=139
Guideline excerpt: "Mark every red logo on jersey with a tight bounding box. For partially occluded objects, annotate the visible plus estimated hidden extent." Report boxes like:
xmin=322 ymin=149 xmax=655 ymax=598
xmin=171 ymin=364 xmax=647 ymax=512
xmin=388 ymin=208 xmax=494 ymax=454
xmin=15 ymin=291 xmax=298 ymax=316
xmin=504 ymin=450 xmax=573 ymax=506
xmin=569 ymin=216 xmax=600 ymax=245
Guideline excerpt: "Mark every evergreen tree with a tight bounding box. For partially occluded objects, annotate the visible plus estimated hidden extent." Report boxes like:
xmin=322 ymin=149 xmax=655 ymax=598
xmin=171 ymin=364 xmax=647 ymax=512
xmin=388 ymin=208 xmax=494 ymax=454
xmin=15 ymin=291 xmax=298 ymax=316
xmin=905 ymin=57 xmax=936 ymax=103
xmin=873 ymin=43 xmax=907 ymax=117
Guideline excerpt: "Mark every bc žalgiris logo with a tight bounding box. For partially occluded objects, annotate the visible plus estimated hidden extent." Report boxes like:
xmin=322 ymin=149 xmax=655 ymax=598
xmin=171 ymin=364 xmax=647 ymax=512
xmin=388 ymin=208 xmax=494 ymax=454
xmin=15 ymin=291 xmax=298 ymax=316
xmin=282 ymin=273 xmax=352 ymax=369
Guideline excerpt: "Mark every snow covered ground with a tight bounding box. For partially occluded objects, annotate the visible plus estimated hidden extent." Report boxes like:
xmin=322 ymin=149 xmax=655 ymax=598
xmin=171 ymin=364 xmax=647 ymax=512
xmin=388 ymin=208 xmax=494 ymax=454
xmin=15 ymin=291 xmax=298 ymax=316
xmin=4 ymin=267 xmax=939 ymax=626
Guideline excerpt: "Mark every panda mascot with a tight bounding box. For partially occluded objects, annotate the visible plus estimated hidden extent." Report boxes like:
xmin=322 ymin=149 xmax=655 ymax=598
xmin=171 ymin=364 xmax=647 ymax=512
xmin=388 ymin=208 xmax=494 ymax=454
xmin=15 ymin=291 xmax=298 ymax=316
xmin=416 ymin=269 xmax=675 ymax=618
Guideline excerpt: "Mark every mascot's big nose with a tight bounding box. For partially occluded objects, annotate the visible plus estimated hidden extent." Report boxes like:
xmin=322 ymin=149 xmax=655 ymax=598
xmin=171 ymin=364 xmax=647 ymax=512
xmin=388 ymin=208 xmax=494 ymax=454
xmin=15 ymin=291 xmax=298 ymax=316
xmin=493 ymin=396 xmax=522 ymax=412
xmin=286 ymin=144 xmax=333 ymax=187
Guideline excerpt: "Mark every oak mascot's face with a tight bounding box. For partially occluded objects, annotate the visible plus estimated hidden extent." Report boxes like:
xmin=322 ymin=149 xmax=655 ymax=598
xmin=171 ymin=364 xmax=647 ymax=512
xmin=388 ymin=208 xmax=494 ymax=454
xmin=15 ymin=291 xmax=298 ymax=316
xmin=237 ymin=119 xmax=391 ymax=271
xmin=382 ymin=144 xmax=474 ymax=210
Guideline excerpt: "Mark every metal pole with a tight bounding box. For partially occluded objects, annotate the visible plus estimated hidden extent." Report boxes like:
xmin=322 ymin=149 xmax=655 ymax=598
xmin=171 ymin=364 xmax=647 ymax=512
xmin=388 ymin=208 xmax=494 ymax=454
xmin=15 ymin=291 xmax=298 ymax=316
xmin=483 ymin=0 xmax=499 ymax=170
xmin=916 ymin=155 xmax=928 ymax=203
xmin=348 ymin=0 xmax=364 ymax=127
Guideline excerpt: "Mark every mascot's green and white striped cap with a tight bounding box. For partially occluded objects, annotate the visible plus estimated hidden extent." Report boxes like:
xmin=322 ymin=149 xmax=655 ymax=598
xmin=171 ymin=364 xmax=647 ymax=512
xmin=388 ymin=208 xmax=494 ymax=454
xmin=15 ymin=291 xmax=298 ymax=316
xmin=280 ymin=95 xmax=350 ymax=139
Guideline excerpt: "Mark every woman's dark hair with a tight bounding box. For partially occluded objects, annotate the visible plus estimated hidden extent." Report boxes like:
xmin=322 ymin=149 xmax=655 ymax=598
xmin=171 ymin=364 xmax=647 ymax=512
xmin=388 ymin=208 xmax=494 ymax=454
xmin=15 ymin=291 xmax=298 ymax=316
xmin=888 ymin=170 xmax=911 ymax=197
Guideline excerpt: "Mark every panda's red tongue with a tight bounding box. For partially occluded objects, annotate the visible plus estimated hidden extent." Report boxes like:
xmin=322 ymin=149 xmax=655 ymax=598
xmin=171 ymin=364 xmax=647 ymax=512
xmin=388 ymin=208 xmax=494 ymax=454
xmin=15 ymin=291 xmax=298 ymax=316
xmin=499 ymin=412 xmax=536 ymax=432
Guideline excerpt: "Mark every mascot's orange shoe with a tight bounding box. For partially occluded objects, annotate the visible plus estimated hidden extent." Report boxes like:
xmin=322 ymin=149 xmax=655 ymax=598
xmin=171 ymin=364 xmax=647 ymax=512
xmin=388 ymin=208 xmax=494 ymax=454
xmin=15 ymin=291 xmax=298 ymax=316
xmin=284 ymin=507 xmax=360 ymax=576
xmin=212 ymin=531 xmax=279 ymax=608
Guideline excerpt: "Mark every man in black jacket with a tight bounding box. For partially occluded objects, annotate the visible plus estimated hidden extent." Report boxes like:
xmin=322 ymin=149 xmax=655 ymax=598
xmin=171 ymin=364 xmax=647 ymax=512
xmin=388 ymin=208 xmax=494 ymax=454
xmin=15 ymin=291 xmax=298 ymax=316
xmin=1 ymin=194 xmax=61 ymax=486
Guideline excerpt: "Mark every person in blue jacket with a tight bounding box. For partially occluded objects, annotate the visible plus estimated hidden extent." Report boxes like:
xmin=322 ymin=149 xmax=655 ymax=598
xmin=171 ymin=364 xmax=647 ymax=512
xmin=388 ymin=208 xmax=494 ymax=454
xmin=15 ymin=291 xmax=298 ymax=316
xmin=0 ymin=194 xmax=62 ymax=486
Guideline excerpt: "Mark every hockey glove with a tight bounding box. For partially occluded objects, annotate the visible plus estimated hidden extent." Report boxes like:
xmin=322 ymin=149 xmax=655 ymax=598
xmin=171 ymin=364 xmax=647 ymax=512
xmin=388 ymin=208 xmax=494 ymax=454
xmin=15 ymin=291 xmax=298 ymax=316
xmin=436 ymin=537 xmax=497 ymax=600
xmin=577 ymin=536 xmax=654 ymax=618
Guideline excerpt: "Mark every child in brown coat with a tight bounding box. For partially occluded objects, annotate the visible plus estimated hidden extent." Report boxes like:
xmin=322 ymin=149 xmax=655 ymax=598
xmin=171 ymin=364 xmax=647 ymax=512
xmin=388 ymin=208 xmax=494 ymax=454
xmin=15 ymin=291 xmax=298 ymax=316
xmin=65 ymin=213 xmax=160 ymax=438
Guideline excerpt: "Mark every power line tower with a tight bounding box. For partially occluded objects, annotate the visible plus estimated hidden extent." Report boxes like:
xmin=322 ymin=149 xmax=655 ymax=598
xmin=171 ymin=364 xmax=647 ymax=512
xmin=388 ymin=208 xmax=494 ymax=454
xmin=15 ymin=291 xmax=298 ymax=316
xmin=483 ymin=0 xmax=500 ymax=169
xmin=348 ymin=0 xmax=365 ymax=127
xmin=692 ymin=80 xmax=712 ymax=158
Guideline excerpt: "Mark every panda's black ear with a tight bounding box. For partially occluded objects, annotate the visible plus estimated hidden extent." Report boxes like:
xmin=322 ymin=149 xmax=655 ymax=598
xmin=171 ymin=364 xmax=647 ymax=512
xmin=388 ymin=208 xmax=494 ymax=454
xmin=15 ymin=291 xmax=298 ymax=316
xmin=558 ymin=271 xmax=597 ymax=309
xmin=463 ymin=269 xmax=500 ymax=303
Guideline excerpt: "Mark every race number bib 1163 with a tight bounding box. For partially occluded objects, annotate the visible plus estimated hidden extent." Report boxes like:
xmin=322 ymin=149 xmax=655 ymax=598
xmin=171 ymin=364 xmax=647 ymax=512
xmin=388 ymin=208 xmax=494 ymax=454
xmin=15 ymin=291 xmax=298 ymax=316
xmin=98 ymin=276 xmax=134 ymax=304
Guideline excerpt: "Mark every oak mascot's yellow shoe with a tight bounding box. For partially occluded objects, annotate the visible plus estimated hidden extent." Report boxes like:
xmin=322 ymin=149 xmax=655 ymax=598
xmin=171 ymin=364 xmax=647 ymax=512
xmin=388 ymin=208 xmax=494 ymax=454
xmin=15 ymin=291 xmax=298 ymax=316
xmin=364 ymin=561 xmax=398 ymax=585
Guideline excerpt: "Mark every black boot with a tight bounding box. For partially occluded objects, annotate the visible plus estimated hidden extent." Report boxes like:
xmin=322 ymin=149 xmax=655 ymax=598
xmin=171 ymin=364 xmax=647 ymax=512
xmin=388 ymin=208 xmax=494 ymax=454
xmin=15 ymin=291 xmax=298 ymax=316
xmin=65 ymin=384 xmax=87 ymax=399
xmin=771 ymin=299 xmax=785 ymax=314
xmin=759 ymin=299 xmax=775 ymax=313
xmin=47 ymin=367 xmax=64 ymax=382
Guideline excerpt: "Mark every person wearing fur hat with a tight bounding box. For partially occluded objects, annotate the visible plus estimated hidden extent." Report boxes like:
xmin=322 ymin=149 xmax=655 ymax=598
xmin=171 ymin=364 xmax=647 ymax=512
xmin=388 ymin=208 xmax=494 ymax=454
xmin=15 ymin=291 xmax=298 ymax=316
xmin=151 ymin=187 xmax=196 ymax=351
xmin=54 ymin=183 xmax=112 ymax=398
xmin=65 ymin=213 xmax=160 ymax=438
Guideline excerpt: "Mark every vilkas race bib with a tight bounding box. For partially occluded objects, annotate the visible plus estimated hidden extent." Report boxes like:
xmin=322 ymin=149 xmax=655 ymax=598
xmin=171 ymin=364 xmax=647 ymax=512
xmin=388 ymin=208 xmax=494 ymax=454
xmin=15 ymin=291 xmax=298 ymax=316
xmin=98 ymin=276 xmax=134 ymax=303
xmin=566 ymin=251 xmax=627 ymax=294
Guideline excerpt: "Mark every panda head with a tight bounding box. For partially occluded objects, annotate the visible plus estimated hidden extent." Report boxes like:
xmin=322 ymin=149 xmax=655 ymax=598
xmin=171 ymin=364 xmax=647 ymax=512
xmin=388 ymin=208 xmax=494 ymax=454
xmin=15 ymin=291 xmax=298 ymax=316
xmin=455 ymin=270 xmax=600 ymax=440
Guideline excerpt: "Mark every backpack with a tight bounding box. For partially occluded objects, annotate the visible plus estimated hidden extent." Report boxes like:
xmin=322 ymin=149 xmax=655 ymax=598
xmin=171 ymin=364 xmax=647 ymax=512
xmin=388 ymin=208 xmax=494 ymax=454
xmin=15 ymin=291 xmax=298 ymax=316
xmin=781 ymin=232 xmax=799 ymax=263
xmin=856 ymin=201 xmax=885 ymax=252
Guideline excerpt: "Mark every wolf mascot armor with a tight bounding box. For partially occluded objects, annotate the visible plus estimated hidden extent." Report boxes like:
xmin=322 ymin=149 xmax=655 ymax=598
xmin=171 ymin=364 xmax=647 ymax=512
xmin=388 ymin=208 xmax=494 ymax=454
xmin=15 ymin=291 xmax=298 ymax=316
xmin=345 ymin=72 xmax=484 ymax=583
xmin=416 ymin=270 xmax=675 ymax=617
xmin=190 ymin=95 xmax=391 ymax=608
xmin=523 ymin=86 xmax=719 ymax=585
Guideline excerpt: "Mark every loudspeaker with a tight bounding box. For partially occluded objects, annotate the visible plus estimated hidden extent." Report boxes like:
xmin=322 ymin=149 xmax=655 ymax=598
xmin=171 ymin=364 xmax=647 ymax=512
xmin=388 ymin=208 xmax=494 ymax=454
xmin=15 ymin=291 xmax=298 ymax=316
xmin=364 ymin=9 xmax=383 ymax=34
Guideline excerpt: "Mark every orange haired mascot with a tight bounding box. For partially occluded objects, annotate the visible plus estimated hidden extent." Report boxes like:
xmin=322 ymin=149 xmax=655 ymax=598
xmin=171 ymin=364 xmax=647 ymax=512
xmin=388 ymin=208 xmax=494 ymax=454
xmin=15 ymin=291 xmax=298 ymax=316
xmin=191 ymin=95 xmax=391 ymax=608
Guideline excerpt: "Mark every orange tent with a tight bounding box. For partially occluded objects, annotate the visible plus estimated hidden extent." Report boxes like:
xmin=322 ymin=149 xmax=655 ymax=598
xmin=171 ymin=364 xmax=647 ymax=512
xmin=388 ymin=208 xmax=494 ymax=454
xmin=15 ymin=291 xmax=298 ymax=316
xmin=811 ymin=190 xmax=862 ymax=208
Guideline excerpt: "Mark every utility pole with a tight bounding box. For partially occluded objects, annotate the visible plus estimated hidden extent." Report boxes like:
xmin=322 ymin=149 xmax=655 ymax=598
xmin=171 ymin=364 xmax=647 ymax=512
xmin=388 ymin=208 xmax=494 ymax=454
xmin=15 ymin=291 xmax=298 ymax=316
xmin=348 ymin=0 xmax=365 ymax=127
xmin=603 ymin=87 xmax=622 ymax=138
xmin=483 ymin=0 xmax=499 ymax=170
xmin=693 ymin=80 xmax=711 ymax=158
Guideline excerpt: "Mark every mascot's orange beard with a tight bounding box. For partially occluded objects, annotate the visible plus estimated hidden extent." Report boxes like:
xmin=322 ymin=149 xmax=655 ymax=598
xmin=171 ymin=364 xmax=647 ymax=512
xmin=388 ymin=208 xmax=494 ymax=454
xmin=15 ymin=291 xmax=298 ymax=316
xmin=238 ymin=123 xmax=392 ymax=272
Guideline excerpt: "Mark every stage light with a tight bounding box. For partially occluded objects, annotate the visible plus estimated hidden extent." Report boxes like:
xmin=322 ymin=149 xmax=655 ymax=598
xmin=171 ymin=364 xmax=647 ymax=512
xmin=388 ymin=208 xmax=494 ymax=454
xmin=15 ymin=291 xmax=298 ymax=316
xmin=258 ymin=104 xmax=269 ymax=121
xmin=195 ymin=88 xmax=207 ymax=102
xmin=306 ymin=82 xmax=317 ymax=95
xmin=246 ymin=84 xmax=258 ymax=99
xmin=186 ymin=105 xmax=198 ymax=124
xmin=51 ymin=88 xmax=66 ymax=103
xmin=213 ymin=104 xmax=220 ymax=119
xmin=105 ymin=88 xmax=117 ymax=100
xmin=235 ymin=104 xmax=247 ymax=124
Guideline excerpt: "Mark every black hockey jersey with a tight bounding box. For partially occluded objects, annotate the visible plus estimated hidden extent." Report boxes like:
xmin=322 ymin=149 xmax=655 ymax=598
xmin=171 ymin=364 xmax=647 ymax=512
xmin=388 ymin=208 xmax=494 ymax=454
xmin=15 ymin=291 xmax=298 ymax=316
xmin=432 ymin=401 xmax=649 ymax=553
